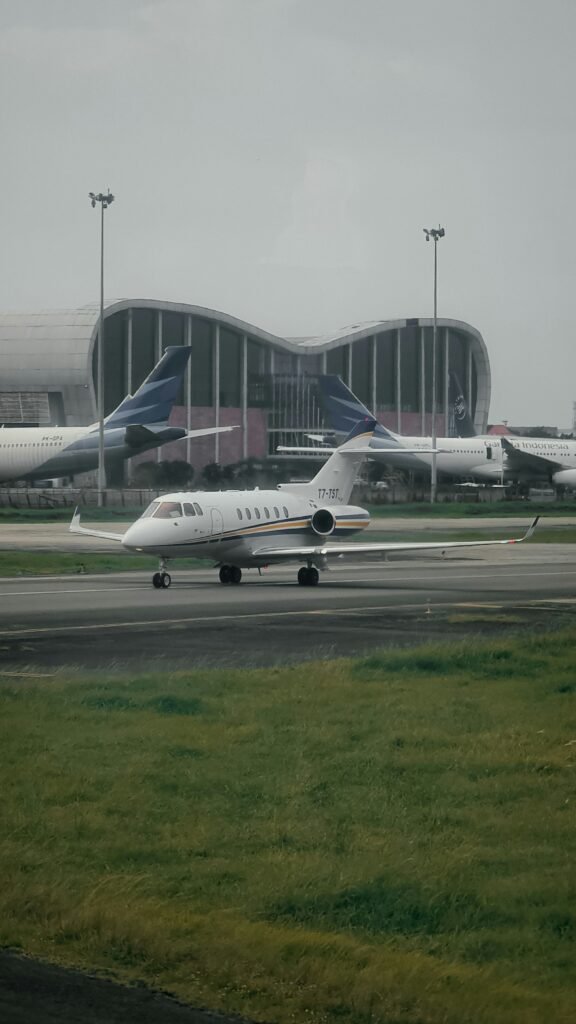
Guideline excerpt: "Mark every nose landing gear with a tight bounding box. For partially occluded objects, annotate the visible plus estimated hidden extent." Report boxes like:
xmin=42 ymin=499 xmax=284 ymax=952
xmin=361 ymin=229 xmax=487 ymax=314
xmin=152 ymin=559 xmax=171 ymax=589
xmin=297 ymin=566 xmax=319 ymax=586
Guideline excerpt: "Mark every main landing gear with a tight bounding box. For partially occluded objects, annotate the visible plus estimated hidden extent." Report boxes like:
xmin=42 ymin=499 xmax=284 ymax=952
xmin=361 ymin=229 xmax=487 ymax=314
xmin=219 ymin=564 xmax=242 ymax=585
xmin=298 ymin=566 xmax=319 ymax=586
xmin=152 ymin=559 xmax=171 ymax=589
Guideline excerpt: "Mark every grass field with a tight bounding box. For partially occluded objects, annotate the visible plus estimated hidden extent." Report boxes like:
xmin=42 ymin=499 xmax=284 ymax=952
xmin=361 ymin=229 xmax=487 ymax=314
xmin=0 ymin=552 xmax=210 ymax=577
xmin=0 ymin=498 xmax=575 ymax=523
xmin=1 ymin=632 xmax=576 ymax=1023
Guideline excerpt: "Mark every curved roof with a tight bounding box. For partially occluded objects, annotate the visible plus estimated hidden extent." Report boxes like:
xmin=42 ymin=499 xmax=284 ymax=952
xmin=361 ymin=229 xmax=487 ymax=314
xmin=0 ymin=299 xmax=488 ymax=381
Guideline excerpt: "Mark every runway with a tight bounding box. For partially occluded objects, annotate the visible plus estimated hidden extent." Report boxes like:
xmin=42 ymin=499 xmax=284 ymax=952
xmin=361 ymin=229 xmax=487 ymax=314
xmin=1 ymin=544 xmax=575 ymax=671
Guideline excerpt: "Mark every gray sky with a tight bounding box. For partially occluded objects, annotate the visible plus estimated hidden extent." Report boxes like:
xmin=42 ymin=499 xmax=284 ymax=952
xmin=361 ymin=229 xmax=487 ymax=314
xmin=1 ymin=0 xmax=575 ymax=426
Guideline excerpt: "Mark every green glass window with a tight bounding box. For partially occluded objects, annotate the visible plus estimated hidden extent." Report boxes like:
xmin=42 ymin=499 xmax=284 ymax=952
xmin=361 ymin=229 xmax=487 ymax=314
xmin=220 ymin=328 xmax=242 ymax=407
xmin=190 ymin=319 xmax=213 ymax=406
xmin=131 ymin=309 xmax=156 ymax=390
xmin=351 ymin=337 xmax=372 ymax=407
xmin=375 ymin=332 xmax=396 ymax=411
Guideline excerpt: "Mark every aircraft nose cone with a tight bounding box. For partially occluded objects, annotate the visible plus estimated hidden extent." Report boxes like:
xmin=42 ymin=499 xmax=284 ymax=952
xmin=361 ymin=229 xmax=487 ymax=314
xmin=123 ymin=521 xmax=149 ymax=551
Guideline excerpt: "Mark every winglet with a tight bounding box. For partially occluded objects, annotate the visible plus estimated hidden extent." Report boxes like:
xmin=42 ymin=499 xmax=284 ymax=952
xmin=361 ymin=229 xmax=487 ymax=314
xmin=70 ymin=506 xmax=82 ymax=533
xmin=509 ymin=515 xmax=540 ymax=544
xmin=524 ymin=515 xmax=540 ymax=540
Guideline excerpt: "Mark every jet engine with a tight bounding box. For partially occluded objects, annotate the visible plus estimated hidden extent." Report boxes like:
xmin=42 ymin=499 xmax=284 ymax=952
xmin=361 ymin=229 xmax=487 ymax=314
xmin=310 ymin=507 xmax=338 ymax=536
xmin=552 ymin=469 xmax=576 ymax=489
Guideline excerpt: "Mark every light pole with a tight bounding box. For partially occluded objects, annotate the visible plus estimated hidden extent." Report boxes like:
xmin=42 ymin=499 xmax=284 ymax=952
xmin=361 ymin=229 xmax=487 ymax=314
xmin=89 ymin=190 xmax=115 ymax=507
xmin=423 ymin=225 xmax=445 ymax=504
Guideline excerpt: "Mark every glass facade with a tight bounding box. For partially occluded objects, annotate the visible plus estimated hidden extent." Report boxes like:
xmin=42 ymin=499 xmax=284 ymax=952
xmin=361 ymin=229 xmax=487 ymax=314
xmin=219 ymin=328 xmax=242 ymax=407
xmin=162 ymin=311 xmax=185 ymax=350
xmin=375 ymin=331 xmax=396 ymax=411
xmin=351 ymin=336 xmax=372 ymax=407
xmin=131 ymin=309 xmax=156 ymax=390
xmin=190 ymin=318 xmax=213 ymax=406
xmin=92 ymin=307 xmax=484 ymax=467
xmin=326 ymin=346 xmax=348 ymax=380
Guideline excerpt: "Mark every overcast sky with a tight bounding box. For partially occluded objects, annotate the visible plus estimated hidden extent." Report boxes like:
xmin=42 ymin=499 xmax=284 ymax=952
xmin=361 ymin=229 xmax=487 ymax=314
xmin=1 ymin=0 xmax=575 ymax=426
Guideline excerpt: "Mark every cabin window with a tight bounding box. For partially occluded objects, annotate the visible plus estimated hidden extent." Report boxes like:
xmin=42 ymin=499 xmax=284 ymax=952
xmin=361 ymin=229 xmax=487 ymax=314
xmin=274 ymin=506 xmax=279 ymax=518
xmin=283 ymin=506 xmax=289 ymax=518
xmin=264 ymin=507 xmax=270 ymax=518
xmin=153 ymin=501 xmax=183 ymax=519
xmin=237 ymin=508 xmax=243 ymax=520
xmin=141 ymin=500 xmax=161 ymax=519
xmin=183 ymin=502 xmax=196 ymax=516
xmin=245 ymin=508 xmax=252 ymax=520
xmin=193 ymin=502 xmax=203 ymax=515
xmin=255 ymin=508 xmax=261 ymax=520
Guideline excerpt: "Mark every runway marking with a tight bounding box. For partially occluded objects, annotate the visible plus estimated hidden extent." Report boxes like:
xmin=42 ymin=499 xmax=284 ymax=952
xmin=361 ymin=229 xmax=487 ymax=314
xmin=0 ymin=594 xmax=571 ymax=640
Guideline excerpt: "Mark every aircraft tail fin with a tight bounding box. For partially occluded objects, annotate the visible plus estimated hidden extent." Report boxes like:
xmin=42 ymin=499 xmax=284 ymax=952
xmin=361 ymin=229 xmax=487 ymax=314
xmin=448 ymin=371 xmax=476 ymax=437
xmin=278 ymin=417 xmax=378 ymax=503
xmin=99 ymin=346 xmax=191 ymax=430
xmin=316 ymin=374 xmax=400 ymax=442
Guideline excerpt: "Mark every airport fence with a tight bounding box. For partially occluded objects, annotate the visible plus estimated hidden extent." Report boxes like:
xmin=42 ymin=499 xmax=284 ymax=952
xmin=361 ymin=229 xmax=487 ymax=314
xmin=0 ymin=488 xmax=162 ymax=510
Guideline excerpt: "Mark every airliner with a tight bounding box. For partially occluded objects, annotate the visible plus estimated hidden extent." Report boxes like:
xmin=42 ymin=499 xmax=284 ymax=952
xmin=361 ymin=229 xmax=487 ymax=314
xmin=0 ymin=347 xmax=233 ymax=483
xmin=316 ymin=375 xmax=576 ymax=488
xmin=71 ymin=417 xmax=539 ymax=587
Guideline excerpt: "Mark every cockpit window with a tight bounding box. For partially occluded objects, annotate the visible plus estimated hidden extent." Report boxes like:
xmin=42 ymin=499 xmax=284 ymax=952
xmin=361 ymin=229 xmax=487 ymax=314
xmin=183 ymin=502 xmax=196 ymax=516
xmin=141 ymin=500 xmax=161 ymax=519
xmin=153 ymin=501 xmax=183 ymax=519
xmin=193 ymin=502 xmax=203 ymax=515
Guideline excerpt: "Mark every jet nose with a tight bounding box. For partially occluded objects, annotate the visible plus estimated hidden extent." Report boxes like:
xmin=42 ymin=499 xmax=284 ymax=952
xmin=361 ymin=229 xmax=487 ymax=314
xmin=123 ymin=520 xmax=152 ymax=551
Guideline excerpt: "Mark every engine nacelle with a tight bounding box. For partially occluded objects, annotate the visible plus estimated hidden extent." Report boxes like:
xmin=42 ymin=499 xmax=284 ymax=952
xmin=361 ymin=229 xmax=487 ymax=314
xmin=552 ymin=469 xmax=576 ymax=489
xmin=310 ymin=507 xmax=337 ymax=536
xmin=310 ymin=505 xmax=370 ymax=536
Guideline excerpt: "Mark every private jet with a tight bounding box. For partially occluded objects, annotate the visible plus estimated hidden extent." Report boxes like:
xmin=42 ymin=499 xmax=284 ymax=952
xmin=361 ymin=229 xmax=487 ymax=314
xmin=71 ymin=417 xmax=539 ymax=587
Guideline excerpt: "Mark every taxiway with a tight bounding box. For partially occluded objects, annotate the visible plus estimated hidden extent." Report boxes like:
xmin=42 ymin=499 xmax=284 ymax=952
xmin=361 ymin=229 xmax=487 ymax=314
xmin=1 ymin=544 xmax=575 ymax=671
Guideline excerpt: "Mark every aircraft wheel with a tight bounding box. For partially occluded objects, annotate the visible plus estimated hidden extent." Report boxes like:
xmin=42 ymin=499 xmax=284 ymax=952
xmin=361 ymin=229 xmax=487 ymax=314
xmin=161 ymin=572 xmax=171 ymax=589
xmin=219 ymin=565 xmax=232 ymax=584
xmin=308 ymin=567 xmax=319 ymax=586
xmin=230 ymin=566 xmax=242 ymax=585
xmin=297 ymin=567 xmax=308 ymax=586
xmin=152 ymin=572 xmax=164 ymax=589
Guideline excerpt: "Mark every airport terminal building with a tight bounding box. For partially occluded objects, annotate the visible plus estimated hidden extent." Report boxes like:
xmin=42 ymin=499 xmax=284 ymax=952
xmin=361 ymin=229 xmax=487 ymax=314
xmin=0 ymin=300 xmax=491 ymax=477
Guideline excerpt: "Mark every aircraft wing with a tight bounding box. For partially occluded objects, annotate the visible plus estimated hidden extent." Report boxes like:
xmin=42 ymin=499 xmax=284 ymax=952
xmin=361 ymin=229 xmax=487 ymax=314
xmin=124 ymin=423 xmax=237 ymax=446
xmin=252 ymin=517 xmax=540 ymax=563
xmin=501 ymin=436 xmax=562 ymax=472
xmin=69 ymin=508 xmax=126 ymax=543
xmin=185 ymin=425 xmax=238 ymax=438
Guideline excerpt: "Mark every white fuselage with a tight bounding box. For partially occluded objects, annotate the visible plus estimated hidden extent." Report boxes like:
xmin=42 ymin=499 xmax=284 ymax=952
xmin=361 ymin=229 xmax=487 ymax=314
xmin=122 ymin=489 xmax=370 ymax=566
xmin=369 ymin=435 xmax=576 ymax=484
xmin=0 ymin=426 xmax=92 ymax=482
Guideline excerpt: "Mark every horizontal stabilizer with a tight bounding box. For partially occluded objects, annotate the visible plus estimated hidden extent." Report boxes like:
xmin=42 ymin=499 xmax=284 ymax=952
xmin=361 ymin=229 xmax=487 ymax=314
xmin=186 ymin=425 xmax=238 ymax=438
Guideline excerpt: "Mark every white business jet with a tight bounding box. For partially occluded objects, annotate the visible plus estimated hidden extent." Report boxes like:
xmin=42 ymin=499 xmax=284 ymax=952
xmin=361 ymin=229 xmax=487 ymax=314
xmin=71 ymin=417 xmax=539 ymax=588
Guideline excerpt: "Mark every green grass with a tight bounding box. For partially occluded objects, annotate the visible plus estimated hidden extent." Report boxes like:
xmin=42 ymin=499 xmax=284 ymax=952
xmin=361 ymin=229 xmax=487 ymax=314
xmin=0 ymin=552 xmax=210 ymax=577
xmin=366 ymin=526 xmax=576 ymax=544
xmin=0 ymin=499 xmax=575 ymax=524
xmin=367 ymin=499 xmax=576 ymax=518
xmin=2 ymin=633 xmax=576 ymax=1022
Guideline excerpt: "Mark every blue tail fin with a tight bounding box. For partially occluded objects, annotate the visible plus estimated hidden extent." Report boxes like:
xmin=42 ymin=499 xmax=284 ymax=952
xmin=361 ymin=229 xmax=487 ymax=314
xmin=448 ymin=371 xmax=476 ymax=437
xmin=317 ymin=375 xmax=399 ymax=442
xmin=103 ymin=347 xmax=191 ymax=428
